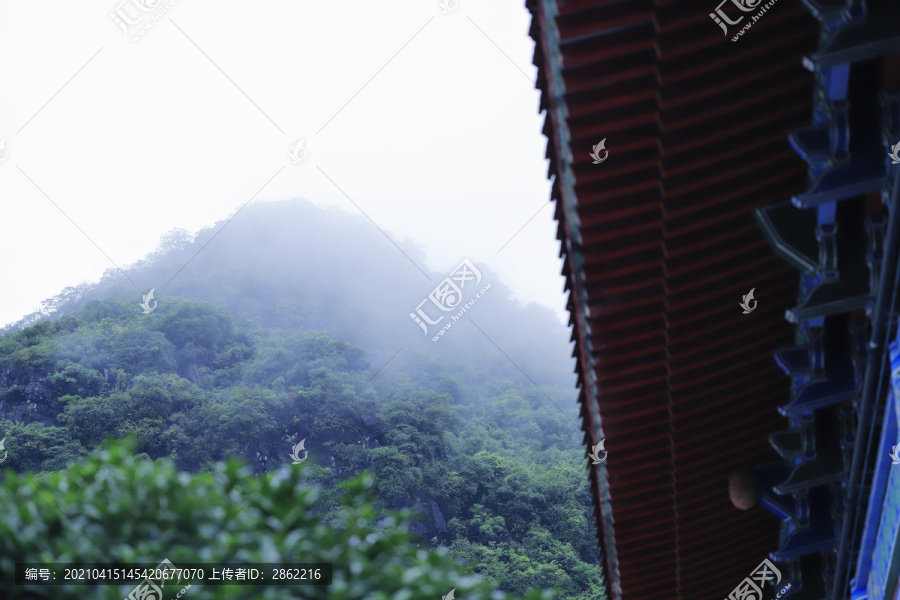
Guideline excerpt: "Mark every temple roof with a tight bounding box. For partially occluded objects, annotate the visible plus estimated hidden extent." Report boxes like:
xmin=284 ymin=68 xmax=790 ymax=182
xmin=525 ymin=1 xmax=819 ymax=598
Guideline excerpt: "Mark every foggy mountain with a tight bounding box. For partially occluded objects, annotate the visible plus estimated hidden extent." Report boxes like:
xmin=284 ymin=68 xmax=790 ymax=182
xmin=0 ymin=198 xmax=605 ymax=599
xmin=4 ymin=198 xmax=575 ymax=390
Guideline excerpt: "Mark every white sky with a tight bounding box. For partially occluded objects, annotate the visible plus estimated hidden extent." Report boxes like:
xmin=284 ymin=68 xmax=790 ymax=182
xmin=0 ymin=0 xmax=566 ymax=329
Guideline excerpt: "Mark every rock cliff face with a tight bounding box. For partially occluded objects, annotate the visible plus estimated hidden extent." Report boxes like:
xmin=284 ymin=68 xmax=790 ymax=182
xmin=406 ymin=496 xmax=448 ymax=538
xmin=248 ymin=424 xmax=448 ymax=539
xmin=0 ymin=368 xmax=59 ymax=428
xmin=374 ymin=495 xmax=450 ymax=541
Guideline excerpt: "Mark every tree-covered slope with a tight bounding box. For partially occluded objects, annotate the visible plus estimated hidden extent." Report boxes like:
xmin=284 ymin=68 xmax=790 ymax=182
xmin=1 ymin=199 xmax=574 ymax=390
xmin=0 ymin=199 xmax=604 ymax=599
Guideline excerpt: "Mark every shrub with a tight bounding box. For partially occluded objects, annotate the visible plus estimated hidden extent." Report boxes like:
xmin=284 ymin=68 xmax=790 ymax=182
xmin=0 ymin=438 xmax=555 ymax=600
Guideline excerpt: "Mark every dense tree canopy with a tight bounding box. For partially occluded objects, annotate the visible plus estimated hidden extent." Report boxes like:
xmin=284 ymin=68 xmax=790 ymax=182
xmin=1 ymin=439 xmax=562 ymax=600
xmin=0 ymin=293 xmax=605 ymax=599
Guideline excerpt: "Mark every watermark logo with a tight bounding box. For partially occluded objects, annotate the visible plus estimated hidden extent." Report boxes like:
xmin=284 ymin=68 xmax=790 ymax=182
xmin=125 ymin=558 xmax=190 ymax=600
xmin=710 ymin=0 xmax=761 ymax=35
xmin=889 ymin=141 xmax=900 ymax=165
xmin=589 ymin=139 xmax=608 ymax=164
xmin=724 ymin=558 xmax=782 ymax=600
xmin=109 ymin=0 xmax=181 ymax=42
xmin=289 ymin=439 xmax=308 ymax=464
xmin=740 ymin=288 xmax=757 ymax=314
xmin=718 ymin=0 xmax=780 ymax=41
xmin=890 ymin=445 xmax=900 ymax=465
xmin=289 ymin=139 xmax=307 ymax=164
xmin=439 ymin=0 xmax=458 ymax=14
xmin=442 ymin=589 xmax=456 ymax=600
xmin=409 ymin=259 xmax=491 ymax=342
xmin=0 ymin=139 xmax=8 ymax=163
xmin=0 ymin=438 xmax=7 ymax=464
xmin=589 ymin=439 xmax=607 ymax=464
xmin=775 ymin=583 xmax=792 ymax=599
xmin=140 ymin=288 xmax=157 ymax=314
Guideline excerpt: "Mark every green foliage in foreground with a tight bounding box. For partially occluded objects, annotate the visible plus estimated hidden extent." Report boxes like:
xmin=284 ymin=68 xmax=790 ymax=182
xmin=0 ymin=439 xmax=555 ymax=600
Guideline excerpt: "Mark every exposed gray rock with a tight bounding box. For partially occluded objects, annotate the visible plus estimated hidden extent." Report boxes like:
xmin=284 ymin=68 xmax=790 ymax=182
xmin=25 ymin=381 xmax=49 ymax=402
xmin=393 ymin=495 xmax=448 ymax=538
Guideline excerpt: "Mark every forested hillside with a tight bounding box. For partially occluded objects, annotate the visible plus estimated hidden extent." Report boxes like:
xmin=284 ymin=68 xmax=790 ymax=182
xmin=0 ymin=199 xmax=604 ymax=599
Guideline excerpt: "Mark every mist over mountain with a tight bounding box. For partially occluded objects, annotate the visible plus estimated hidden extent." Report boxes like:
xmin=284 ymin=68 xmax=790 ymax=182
xmin=5 ymin=198 xmax=574 ymax=390
xmin=0 ymin=199 xmax=606 ymax=599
